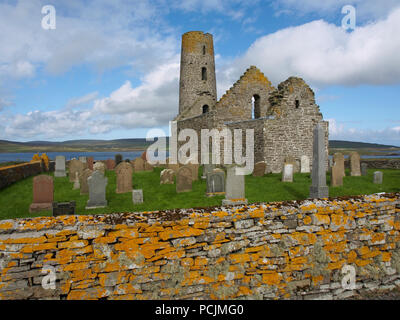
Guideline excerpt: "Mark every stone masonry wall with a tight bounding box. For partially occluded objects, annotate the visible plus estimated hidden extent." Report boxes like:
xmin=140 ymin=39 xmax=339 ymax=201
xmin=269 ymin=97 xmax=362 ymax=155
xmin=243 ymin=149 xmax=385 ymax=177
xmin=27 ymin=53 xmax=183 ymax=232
xmin=0 ymin=193 xmax=400 ymax=300
xmin=0 ymin=161 xmax=54 ymax=190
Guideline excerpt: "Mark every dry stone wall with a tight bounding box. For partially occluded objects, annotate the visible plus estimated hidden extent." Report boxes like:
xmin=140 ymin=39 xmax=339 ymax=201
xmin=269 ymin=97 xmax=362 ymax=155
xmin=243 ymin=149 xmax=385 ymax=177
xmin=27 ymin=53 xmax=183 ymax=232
xmin=0 ymin=193 xmax=400 ymax=300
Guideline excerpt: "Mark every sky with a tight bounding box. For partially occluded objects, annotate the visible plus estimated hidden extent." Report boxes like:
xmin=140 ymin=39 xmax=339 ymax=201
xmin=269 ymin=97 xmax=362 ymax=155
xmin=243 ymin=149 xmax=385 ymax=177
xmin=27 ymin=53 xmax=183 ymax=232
xmin=0 ymin=0 xmax=400 ymax=146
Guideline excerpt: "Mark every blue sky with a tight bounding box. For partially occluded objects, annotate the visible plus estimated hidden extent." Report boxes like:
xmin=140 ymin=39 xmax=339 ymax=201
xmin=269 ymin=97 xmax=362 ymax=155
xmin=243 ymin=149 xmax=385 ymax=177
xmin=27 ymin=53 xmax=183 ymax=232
xmin=0 ymin=0 xmax=399 ymax=146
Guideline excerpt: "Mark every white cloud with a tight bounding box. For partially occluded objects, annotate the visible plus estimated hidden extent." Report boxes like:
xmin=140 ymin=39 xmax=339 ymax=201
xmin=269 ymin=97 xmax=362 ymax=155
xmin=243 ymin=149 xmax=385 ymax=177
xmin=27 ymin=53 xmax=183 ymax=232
xmin=66 ymin=92 xmax=99 ymax=109
xmin=218 ymin=7 xmax=400 ymax=87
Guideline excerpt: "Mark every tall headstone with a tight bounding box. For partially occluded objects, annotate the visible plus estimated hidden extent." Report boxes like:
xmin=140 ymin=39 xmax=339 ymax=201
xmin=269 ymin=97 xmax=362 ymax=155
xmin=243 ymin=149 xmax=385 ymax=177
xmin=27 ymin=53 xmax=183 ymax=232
xmin=86 ymin=171 xmax=108 ymax=209
xmin=222 ymin=166 xmax=247 ymax=205
xmin=253 ymin=161 xmax=266 ymax=177
xmin=361 ymin=163 xmax=368 ymax=176
xmin=115 ymin=154 xmax=123 ymax=166
xmin=69 ymin=159 xmax=84 ymax=182
xmin=134 ymin=157 xmax=145 ymax=172
xmin=55 ymin=156 xmax=66 ymax=177
xmin=73 ymin=172 xmax=80 ymax=190
xmin=176 ymin=166 xmax=193 ymax=193
xmin=115 ymin=162 xmax=133 ymax=194
xmin=330 ymin=163 xmax=343 ymax=187
xmin=206 ymin=169 xmax=225 ymax=195
xmin=350 ymin=152 xmax=361 ymax=176
xmin=300 ymin=155 xmax=310 ymax=173
xmin=160 ymin=169 xmax=175 ymax=184
xmin=93 ymin=162 xmax=106 ymax=175
xmin=333 ymin=153 xmax=345 ymax=177
xmin=373 ymin=171 xmax=383 ymax=184
xmin=284 ymin=156 xmax=298 ymax=173
xmin=309 ymin=123 xmax=329 ymax=199
xmin=132 ymin=189 xmax=144 ymax=204
xmin=187 ymin=163 xmax=199 ymax=181
xmin=29 ymin=175 xmax=54 ymax=213
xmin=80 ymin=168 xmax=93 ymax=195
xmin=87 ymin=157 xmax=94 ymax=171
xmin=282 ymin=164 xmax=294 ymax=182
xmin=106 ymin=159 xmax=115 ymax=170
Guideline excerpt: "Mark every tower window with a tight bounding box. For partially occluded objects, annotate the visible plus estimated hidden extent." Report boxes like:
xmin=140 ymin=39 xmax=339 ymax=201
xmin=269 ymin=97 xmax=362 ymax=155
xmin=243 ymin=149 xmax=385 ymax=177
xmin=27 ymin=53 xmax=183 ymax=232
xmin=251 ymin=94 xmax=261 ymax=119
xmin=202 ymin=105 xmax=209 ymax=113
xmin=295 ymin=100 xmax=300 ymax=109
xmin=202 ymin=67 xmax=207 ymax=80
xmin=203 ymin=45 xmax=206 ymax=55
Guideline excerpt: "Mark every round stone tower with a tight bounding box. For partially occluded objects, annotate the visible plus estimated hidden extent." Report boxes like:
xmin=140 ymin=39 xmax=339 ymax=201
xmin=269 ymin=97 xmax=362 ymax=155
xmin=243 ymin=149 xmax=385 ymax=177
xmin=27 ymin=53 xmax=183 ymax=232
xmin=179 ymin=31 xmax=217 ymax=118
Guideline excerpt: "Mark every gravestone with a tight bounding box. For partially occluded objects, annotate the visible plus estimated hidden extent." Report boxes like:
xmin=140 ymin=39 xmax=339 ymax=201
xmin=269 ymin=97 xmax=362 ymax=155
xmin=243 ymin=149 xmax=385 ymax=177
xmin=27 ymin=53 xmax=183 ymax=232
xmin=300 ymin=155 xmax=310 ymax=173
xmin=93 ymin=162 xmax=106 ymax=175
xmin=187 ymin=163 xmax=199 ymax=181
xmin=79 ymin=168 xmax=93 ymax=195
xmin=106 ymin=159 xmax=115 ymax=170
xmin=144 ymin=161 xmax=154 ymax=172
xmin=141 ymin=151 xmax=148 ymax=161
xmin=160 ymin=169 xmax=175 ymax=184
xmin=52 ymin=201 xmax=76 ymax=217
xmin=206 ymin=169 xmax=225 ymax=195
xmin=284 ymin=156 xmax=299 ymax=173
xmin=253 ymin=161 xmax=266 ymax=177
xmin=202 ymin=164 xmax=215 ymax=179
xmin=115 ymin=154 xmax=123 ymax=166
xmin=333 ymin=153 xmax=345 ymax=177
xmin=69 ymin=159 xmax=84 ymax=182
xmin=55 ymin=156 xmax=66 ymax=177
xmin=29 ymin=175 xmax=54 ymax=213
xmin=350 ymin=152 xmax=361 ymax=176
xmin=115 ymin=162 xmax=133 ymax=194
xmin=222 ymin=166 xmax=247 ymax=205
xmin=361 ymin=163 xmax=368 ymax=176
xmin=331 ymin=163 xmax=343 ymax=187
xmin=168 ymin=162 xmax=180 ymax=174
xmin=132 ymin=189 xmax=143 ymax=204
xmin=176 ymin=166 xmax=193 ymax=193
xmin=73 ymin=172 xmax=80 ymax=190
xmin=373 ymin=171 xmax=383 ymax=184
xmin=309 ymin=123 xmax=329 ymax=199
xmin=282 ymin=164 xmax=294 ymax=182
xmin=79 ymin=156 xmax=87 ymax=164
xmin=86 ymin=171 xmax=108 ymax=209
xmin=87 ymin=157 xmax=94 ymax=170
xmin=134 ymin=157 xmax=145 ymax=172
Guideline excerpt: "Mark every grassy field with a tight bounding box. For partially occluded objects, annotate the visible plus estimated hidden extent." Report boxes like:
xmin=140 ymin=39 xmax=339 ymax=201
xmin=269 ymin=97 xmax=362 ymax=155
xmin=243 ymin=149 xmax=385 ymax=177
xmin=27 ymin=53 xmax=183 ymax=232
xmin=0 ymin=167 xmax=399 ymax=220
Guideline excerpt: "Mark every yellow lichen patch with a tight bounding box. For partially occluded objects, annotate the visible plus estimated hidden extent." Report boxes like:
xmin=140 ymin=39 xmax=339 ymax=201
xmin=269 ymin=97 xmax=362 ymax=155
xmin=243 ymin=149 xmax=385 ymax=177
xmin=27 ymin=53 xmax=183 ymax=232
xmin=303 ymin=216 xmax=312 ymax=225
xmin=229 ymin=253 xmax=250 ymax=264
xmin=262 ymin=272 xmax=282 ymax=286
xmin=20 ymin=242 xmax=57 ymax=253
xmin=0 ymin=221 xmax=13 ymax=230
xmin=327 ymin=259 xmax=345 ymax=270
xmin=67 ymin=287 xmax=109 ymax=300
xmin=347 ymin=250 xmax=357 ymax=263
xmin=158 ymin=227 xmax=203 ymax=240
xmin=2 ymin=236 xmax=47 ymax=244
xmin=355 ymin=259 xmax=373 ymax=267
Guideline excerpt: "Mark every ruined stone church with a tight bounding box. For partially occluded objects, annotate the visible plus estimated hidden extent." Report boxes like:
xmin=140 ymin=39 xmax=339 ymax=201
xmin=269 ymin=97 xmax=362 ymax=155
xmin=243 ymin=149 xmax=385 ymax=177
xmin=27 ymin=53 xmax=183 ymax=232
xmin=174 ymin=31 xmax=329 ymax=173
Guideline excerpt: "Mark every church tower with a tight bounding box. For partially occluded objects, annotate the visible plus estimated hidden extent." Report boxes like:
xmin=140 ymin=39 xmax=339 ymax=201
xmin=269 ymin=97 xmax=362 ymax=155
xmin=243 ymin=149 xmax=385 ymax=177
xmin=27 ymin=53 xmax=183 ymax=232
xmin=178 ymin=31 xmax=217 ymax=118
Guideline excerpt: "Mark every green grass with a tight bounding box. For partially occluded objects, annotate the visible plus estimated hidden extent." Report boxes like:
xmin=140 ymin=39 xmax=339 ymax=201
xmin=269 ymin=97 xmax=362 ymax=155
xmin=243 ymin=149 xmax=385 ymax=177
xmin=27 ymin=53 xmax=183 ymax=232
xmin=0 ymin=168 xmax=399 ymax=220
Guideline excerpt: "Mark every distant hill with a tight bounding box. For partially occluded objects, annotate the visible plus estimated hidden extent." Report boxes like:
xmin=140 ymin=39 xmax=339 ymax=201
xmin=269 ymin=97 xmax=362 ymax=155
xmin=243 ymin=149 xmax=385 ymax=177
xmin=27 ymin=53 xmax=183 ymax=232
xmin=0 ymin=138 xmax=398 ymax=153
xmin=329 ymin=140 xmax=399 ymax=149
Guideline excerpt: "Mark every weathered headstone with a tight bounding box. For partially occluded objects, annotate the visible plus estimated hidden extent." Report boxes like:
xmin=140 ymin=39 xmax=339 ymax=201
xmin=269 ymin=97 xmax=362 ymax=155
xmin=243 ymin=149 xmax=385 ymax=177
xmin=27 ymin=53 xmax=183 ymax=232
xmin=253 ymin=161 xmax=266 ymax=177
xmin=115 ymin=154 xmax=123 ymax=166
xmin=93 ymin=162 xmax=106 ymax=175
xmin=55 ymin=156 xmax=66 ymax=177
xmin=134 ymin=157 xmax=145 ymax=172
xmin=373 ymin=171 xmax=383 ymax=184
xmin=176 ymin=166 xmax=193 ymax=193
xmin=106 ymin=159 xmax=115 ymax=170
xmin=282 ymin=164 xmax=294 ymax=182
xmin=309 ymin=123 xmax=329 ymax=199
xmin=52 ymin=201 xmax=76 ymax=217
xmin=141 ymin=151 xmax=148 ymax=161
xmin=87 ymin=157 xmax=94 ymax=171
xmin=361 ymin=163 xmax=368 ymax=176
xmin=144 ymin=161 xmax=154 ymax=172
xmin=160 ymin=169 xmax=175 ymax=184
xmin=79 ymin=168 xmax=93 ymax=195
xmin=333 ymin=153 xmax=345 ymax=177
xmin=284 ymin=156 xmax=298 ymax=173
xmin=86 ymin=171 xmax=108 ymax=209
xmin=187 ymin=163 xmax=199 ymax=181
xmin=206 ymin=169 xmax=225 ymax=195
xmin=132 ymin=189 xmax=143 ymax=204
xmin=222 ymin=166 xmax=247 ymax=205
xmin=69 ymin=159 xmax=84 ymax=182
xmin=202 ymin=164 xmax=215 ymax=179
xmin=115 ymin=162 xmax=133 ymax=194
xmin=168 ymin=162 xmax=180 ymax=174
xmin=29 ymin=175 xmax=54 ymax=213
xmin=350 ymin=152 xmax=361 ymax=176
xmin=79 ymin=156 xmax=87 ymax=164
xmin=331 ymin=163 xmax=343 ymax=187
xmin=73 ymin=172 xmax=80 ymax=190
xmin=300 ymin=155 xmax=310 ymax=173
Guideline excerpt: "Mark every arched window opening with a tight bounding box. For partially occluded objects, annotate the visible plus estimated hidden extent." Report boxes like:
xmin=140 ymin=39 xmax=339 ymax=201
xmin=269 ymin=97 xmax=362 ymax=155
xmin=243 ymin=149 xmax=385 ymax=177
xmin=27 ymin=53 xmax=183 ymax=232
xmin=202 ymin=67 xmax=207 ymax=80
xmin=202 ymin=45 xmax=206 ymax=55
xmin=202 ymin=105 xmax=209 ymax=114
xmin=251 ymin=94 xmax=261 ymax=119
xmin=295 ymin=99 xmax=300 ymax=109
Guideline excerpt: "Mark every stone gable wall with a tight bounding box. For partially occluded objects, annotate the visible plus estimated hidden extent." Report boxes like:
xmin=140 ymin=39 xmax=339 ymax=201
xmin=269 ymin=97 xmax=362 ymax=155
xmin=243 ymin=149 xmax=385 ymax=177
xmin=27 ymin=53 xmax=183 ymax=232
xmin=1 ymin=193 xmax=399 ymax=300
